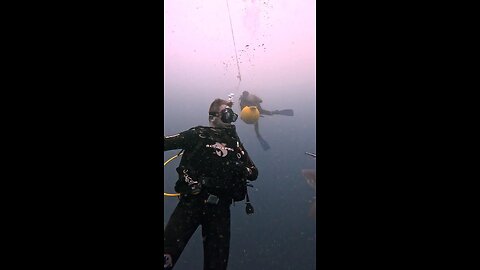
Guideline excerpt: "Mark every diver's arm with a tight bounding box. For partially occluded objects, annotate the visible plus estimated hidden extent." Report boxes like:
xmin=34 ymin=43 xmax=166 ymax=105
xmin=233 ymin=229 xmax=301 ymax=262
xmin=239 ymin=99 xmax=246 ymax=111
xmin=164 ymin=129 xmax=195 ymax=151
xmin=254 ymin=122 xmax=271 ymax=151
xmin=244 ymin=161 xmax=258 ymax=181
xmin=234 ymin=131 xmax=259 ymax=180
xmin=257 ymin=105 xmax=273 ymax=115
xmin=251 ymin=94 xmax=263 ymax=104
xmin=254 ymin=122 xmax=261 ymax=138
xmin=240 ymin=146 xmax=258 ymax=181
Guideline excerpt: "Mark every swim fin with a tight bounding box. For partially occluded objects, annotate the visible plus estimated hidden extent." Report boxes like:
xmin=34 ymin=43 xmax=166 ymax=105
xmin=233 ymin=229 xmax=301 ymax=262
xmin=273 ymin=109 xmax=294 ymax=116
xmin=258 ymin=137 xmax=271 ymax=151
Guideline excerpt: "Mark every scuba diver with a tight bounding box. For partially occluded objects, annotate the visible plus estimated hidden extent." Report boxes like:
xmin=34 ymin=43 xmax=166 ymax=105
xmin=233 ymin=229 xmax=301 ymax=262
xmin=163 ymin=98 xmax=258 ymax=270
xmin=239 ymin=91 xmax=294 ymax=151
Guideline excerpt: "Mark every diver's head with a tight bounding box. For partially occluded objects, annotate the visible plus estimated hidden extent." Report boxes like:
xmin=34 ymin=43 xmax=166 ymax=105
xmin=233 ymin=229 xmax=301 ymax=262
xmin=241 ymin=91 xmax=249 ymax=99
xmin=208 ymin=99 xmax=238 ymax=128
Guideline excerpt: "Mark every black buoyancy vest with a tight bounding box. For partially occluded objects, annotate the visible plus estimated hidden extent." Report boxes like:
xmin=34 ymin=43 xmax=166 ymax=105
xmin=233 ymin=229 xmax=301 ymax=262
xmin=175 ymin=126 xmax=248 ymax=200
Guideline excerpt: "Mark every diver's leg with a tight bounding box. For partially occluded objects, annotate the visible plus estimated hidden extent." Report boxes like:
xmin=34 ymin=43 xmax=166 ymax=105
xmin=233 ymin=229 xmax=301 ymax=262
xmin=254 ymin=122 xmax=270 ymax=150
xmin=254 ymin=122 xmax=261 ymax=138
xmin=164 ymin=199 xmax=201 ymax=269
xmin=258 ymin=137 xmax=271 ymax=150
xmin=257 ymin=106 xmax=273 ymax=115
xmin=258 ymin=103 xmax=294 ymax=116
xmin=271 ymin=109 xmax=294 ymax=116
xmin=202 ymin=202 xmax=231 ymax=270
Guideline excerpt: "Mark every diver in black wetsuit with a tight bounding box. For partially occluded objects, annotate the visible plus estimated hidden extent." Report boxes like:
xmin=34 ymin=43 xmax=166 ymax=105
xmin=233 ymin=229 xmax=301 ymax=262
xmin=164 ymin=98 xmax=258 ymax=270
xmin=239 ymin=91 xmax=294 ymax=151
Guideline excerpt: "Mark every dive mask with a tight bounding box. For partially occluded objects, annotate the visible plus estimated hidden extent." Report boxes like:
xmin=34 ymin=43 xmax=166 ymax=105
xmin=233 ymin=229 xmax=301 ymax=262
xmin=209 ymin=107 xmax=238 ymax=124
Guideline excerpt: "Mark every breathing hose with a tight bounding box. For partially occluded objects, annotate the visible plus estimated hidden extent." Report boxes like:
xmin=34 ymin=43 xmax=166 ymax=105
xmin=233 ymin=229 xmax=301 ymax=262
xmin=163 ymin=150 xmax=183 ymax=197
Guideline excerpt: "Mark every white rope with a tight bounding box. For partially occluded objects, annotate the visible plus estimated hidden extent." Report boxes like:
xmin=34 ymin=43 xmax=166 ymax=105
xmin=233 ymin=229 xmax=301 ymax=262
xmin=225 ymin=0 xmax=242 ymax=87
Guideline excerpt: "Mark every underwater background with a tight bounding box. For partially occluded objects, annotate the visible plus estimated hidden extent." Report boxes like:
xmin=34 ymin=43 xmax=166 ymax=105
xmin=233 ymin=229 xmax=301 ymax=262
xmin=164 ymin=1 xmax=316 ymax=269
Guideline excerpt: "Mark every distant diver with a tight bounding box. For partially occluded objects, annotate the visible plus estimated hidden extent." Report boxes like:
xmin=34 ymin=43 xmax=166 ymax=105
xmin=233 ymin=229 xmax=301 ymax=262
xmin=239 ymin=91 xmax=294 ymax=151
xmin=163 ymin=97 xmax=258 ymax=270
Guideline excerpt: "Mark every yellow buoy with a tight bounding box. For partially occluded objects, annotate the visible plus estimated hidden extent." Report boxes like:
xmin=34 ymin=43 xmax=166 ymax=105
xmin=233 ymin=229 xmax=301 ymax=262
xmin=240 ymin=106 xmax=260 ymax=124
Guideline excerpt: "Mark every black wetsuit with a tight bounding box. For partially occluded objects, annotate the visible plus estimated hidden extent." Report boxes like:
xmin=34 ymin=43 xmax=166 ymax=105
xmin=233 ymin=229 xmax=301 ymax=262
xmin=164 ymin=125 xmax=258 ymax=270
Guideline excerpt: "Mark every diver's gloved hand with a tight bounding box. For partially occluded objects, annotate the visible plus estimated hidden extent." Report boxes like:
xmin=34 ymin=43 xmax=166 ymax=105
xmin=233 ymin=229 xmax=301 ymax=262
xmin=187 ymin=180 xmax=202 ymax=195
